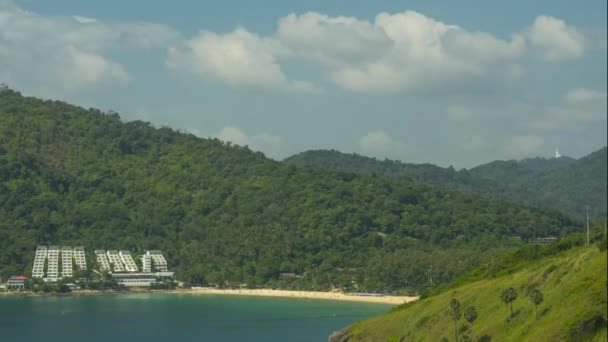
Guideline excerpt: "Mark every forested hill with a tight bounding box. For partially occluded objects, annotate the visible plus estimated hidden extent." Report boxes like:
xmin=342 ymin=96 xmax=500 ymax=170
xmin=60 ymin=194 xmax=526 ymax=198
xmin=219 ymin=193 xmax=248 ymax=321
xmin=285 ymin=148 xmax=607 ymax=219
xmin=0 ymin=88 xmax=578 ymax=292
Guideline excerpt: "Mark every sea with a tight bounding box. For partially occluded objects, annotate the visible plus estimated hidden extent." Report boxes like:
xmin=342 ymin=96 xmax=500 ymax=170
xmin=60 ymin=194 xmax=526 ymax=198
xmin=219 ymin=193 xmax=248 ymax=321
xmin=0 ymin=294 xmax=391 ymax=341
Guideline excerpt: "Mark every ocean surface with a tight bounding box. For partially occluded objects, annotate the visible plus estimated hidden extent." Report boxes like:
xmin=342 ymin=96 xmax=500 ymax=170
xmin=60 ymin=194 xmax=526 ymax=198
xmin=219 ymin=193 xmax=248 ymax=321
xmin=0 ymin=294 xmax=391 ymax=341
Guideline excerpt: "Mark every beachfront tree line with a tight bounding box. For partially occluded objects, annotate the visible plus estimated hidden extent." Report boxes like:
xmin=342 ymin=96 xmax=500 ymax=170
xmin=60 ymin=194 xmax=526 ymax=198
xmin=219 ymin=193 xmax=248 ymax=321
xmin=0 ymin=87 xmax=583 ymax=294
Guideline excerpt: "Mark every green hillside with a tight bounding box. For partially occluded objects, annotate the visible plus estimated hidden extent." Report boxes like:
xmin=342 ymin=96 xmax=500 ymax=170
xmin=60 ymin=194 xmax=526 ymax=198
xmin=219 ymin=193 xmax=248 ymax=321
xmin=285 ymin=148 xmax=607 ymax=219
xmin=0 ymin=88 xmax=579 ymax=292
xmin=337 ymin=240 xmax=607 ymax=341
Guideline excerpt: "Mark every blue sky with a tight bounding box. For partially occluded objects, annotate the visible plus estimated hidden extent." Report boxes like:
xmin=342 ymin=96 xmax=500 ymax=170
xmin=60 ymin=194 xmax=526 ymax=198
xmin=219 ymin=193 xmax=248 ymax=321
xmin=2 ymin=0 xmax=606 ymax=168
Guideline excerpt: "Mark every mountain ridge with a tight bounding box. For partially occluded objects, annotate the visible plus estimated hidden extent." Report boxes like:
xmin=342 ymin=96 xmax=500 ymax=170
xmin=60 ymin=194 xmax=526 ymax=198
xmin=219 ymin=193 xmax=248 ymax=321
xmin=285 ymin=147 xmax=607 ymax=219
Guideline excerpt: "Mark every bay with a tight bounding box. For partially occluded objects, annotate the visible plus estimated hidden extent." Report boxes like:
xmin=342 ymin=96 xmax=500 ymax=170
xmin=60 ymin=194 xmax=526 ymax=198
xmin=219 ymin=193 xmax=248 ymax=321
xmin=0 ymin=294 xmax=391 ymax=341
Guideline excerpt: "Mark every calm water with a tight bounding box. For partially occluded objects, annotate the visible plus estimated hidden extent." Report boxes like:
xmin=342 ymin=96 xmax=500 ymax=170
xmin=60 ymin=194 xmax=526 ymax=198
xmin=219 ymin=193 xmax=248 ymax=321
xmin=0 ymin=294 xmax=390 ymax=341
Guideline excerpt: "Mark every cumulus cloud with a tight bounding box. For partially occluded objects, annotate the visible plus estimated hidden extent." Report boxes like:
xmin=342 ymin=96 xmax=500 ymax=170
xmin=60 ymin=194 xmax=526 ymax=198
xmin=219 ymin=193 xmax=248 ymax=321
xmin=503 ymin=135 xmax=545 ymax=156
xmin=0 ymin=3 xmax=178 ymax=91
xmin=214 ymin=126 xmax=285 ymax=158
xmin=166 ymin=28 xmax=317 ymax=92
xmin=326 ymin=11 xmax=526 ymax=93
xmin=358 ymin=130 xmax=416 ymax=160
xmin=360 ymin=130 xmax=392 ymax=151
xmin=526 ymin=15 xmax=584 ymax=62
xmin=276 ymin=12 xmax=391 ymax=66
xmin=530 ymin=88 xmax=607 ymax=130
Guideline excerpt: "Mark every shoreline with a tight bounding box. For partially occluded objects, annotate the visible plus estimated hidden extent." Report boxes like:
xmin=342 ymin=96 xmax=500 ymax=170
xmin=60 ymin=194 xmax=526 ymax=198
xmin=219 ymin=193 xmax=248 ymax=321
xmin=169 ymin=288 xmax=417 ymax=305
xmin=1 ymin=288 xmax=418 ymax=305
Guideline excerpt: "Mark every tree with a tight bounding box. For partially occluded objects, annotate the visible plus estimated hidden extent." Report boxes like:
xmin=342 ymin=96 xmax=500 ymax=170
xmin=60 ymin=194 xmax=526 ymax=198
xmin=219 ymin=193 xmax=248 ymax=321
xmin=464 ymin=306 xmax=478 ymax=340
xmin=449 ymin=298 xmax=462 ymax=342
xmin=529 ymin=288 xmax=544 ymax=320
xmin=501 ymin=287 xmax=518 ymax=320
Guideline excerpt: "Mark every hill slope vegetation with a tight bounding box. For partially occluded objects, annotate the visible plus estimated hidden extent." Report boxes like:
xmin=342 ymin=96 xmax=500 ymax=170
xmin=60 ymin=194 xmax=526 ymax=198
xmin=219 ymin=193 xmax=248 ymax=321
xmin=285 ymin=148 xmax=607 ymax=219
xmin=339 ymin=239 xmax=607 ymax=341
xmin=0 ymin=88 xmax=579 ymax=292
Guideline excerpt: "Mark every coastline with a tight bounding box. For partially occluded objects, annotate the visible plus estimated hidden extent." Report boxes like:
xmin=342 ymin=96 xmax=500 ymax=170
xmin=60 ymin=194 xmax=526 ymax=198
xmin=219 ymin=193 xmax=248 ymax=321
xmin=1 ymin=288 xmax=418 ymax=305
xmin=171 ymin=287 xmax=418 ymax=305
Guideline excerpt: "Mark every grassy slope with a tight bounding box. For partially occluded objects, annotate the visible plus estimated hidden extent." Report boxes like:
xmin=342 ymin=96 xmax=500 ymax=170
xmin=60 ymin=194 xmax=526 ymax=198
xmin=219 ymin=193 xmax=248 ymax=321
xmin=345 ymin=246 xmax=607 ymax=341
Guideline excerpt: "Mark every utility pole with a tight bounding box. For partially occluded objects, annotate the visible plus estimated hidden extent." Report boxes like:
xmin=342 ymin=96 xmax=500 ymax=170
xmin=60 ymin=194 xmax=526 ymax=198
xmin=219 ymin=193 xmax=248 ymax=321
xmin=585 ymin=205 xmax=591 ymax=246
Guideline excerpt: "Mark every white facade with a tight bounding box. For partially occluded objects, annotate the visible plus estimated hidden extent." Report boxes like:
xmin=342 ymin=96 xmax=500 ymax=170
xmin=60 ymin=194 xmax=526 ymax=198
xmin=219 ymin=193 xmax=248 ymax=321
xmin=95 ymin=250 xmax=111 ymax=272
xmin=119 ymin=250 xmax=139 ymax=272
xmin=73 ymin=247 xmax=87 ymax=270
xmin=46 ymin=246 xmax=60 ymax=281
xmin=147 ymin=250 xmax=168 ymax=272
xmin=32 ymin=246 xmax=47 ymax=278
xmin=142 ymin=254 xmax=152 ymax=273
xmin=107 ymin=250 xmax=125 ymax=272
xmin=61 ymin=246 xmax=73 ymax=278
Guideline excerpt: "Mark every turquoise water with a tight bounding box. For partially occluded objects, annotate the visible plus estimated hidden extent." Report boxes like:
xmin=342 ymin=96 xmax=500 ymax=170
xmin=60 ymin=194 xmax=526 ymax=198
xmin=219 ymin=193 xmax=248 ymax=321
xmin=0 ymin=294 xmax=390 ymax=341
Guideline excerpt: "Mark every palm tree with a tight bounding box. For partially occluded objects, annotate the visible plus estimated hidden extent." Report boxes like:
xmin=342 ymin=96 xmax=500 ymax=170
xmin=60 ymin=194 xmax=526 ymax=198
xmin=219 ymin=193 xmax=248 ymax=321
xmin=464 ymin=306 xmax=478 ymax=340
xmin=500 ymin=287 xmax=518 ymax=320
xmin=529 ymin=288 xmax=544 ymax=320
xmin=449 ymin=298 xmax=462 ymax=341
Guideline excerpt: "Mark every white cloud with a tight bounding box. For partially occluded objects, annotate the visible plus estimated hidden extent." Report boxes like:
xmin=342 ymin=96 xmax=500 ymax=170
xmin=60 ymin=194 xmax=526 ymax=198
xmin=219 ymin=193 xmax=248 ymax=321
xmin=0 ymin=3 xmax=178 ymax=91
xmin=166 ymin=28 xmax=318 ymax=93
xmin=503 ymin=135 xmax=545 ymax=156
xmin=65 ymin=46 xmax=129 ymax=87
xmin=276 ymin=12 xmax=391 ymax=66
xmin=359 ymin=130 xmax=416 ymax=160
xmin=217 ymin=126 xmax=250 ymax=146
xmin=214 ymin=126 xmax=285 ymax=158
xmin=360 ymin=130 xmax=392 ymax=151
xmin=526 ymin=15 xmax=584 ymax=62
xmin=565 ymin=88 xmax=607 ymax=103
xmin=73 ymin=15 xmax=97 ymax=24
xmin=530 ymin=88 xmax=607 ymax=130
xmin=324 ymin=11 xmax=525 ymax=93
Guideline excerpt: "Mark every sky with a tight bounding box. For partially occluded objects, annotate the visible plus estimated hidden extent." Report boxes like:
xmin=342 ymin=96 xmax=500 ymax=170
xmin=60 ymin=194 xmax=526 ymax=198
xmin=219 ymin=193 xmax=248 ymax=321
xmin=1 ymin=0 xmax=606 ymax=168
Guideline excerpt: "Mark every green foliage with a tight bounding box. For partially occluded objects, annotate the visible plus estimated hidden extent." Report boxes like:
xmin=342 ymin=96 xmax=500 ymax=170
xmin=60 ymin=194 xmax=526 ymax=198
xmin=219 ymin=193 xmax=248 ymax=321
xmin=501 ymin=287 xmax=518 ymax=318
xmin=345 ymin=247 xmax=607 ymax=341
xmin=285 ymin=148 xmax=608 ymax=219
xmin=0 ymin=88 xmax=583 ymax=293
xmin=449 ymin=298 xmax=462 ymax=341
xmin=529 ymin=288 xmax=543 ymax=320
xmin=464 ymin=306 xmax=478 ymax=325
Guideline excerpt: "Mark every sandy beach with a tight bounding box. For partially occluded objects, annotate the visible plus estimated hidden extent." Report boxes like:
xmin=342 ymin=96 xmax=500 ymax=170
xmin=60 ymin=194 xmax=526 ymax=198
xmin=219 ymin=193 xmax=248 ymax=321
xmin=175 ymin=287 xmax=418 ymax=305
xmin=1 ymin=288 xmax=418 ymax=305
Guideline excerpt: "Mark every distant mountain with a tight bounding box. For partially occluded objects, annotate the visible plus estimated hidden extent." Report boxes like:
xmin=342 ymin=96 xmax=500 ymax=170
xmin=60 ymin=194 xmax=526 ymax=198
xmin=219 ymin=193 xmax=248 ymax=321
xmin=0 ymin=88 xmax=579 ymax=293
xmin=285 ymin=147 xmax=607 ymax=219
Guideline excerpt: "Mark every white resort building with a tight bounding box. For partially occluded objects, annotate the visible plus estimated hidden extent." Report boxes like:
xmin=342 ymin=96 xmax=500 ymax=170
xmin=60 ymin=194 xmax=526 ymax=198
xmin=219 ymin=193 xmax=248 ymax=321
xmin=30 ymin=246 xmax=174 ymax=286
xmin=73 ymin=247 xmax=87 ymax=270
xmin=147 ymin=250 xmax=168 ymax=272
xmin=107 ymin=250 xmax=125 ymax=272
xmin=95 ymin=250 xmax=111 ymax=272
xmin=61 ymin=246 xmax=73 ymax=278
xmin=32 ymin=246 xmax=89 ymax=281
xmin=46 ymin=246 xmax=60 ymax=281
xmin=119 ymin=250 xmax=139 ymax=272
xmin=32 ymin=246 xmax=47 ymax=278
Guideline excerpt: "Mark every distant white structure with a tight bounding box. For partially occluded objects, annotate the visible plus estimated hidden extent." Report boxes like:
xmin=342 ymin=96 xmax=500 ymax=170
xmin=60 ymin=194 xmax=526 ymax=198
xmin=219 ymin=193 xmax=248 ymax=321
xmin=73 ymin=247 xmax=87 ymax=270
xmin=95 ymin=250 xmax=111 ymax=272
xmin=119 ymin=250 xmax=139 ymax=272
xmin=142 ymin=254 xmax=152 ymax=273
xmin=147 ymin=251 xmax=168 ymax=272
xmin=32 ymin=246 xmax=47 ymax=278
xmin=555 ymin=147 xmax=561 ymax=159
xmin=107 ymin=250 xmax=125 ymax=272
xmin=46 ymin=246 xmax=60 ymax=281
xmin=61 ymin=246 xmax=73 ymax=278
